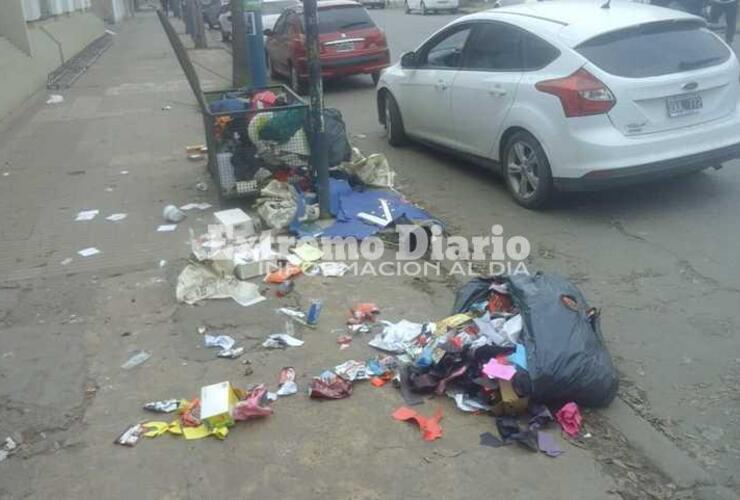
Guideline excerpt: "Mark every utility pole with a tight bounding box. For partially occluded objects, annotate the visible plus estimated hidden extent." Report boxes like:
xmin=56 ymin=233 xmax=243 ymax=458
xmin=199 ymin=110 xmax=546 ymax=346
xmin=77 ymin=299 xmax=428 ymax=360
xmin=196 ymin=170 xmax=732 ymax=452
xmin=232 ymin=0 xmax=250 ymax=87
xmin=303 ymin=0 xmax=330 ymax=217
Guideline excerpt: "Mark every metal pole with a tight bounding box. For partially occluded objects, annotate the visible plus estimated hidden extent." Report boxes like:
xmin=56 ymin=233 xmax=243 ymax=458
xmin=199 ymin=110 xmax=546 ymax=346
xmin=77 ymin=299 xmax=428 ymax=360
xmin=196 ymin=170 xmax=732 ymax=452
xmin=232 ymin=0 xmax=250 ymax=87
xmin=245 ymin=0 xmax=267 ymax=88
xmin=192 ymin=0 xmax=208 ymax=49
xmin=303 ymin=0 xmax=330 ymax=217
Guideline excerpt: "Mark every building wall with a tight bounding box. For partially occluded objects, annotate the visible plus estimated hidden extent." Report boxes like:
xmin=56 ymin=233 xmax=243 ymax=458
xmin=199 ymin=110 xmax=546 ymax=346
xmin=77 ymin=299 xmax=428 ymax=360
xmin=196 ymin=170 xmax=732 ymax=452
xmin=0 ymin=0 xmax=32 ymax=54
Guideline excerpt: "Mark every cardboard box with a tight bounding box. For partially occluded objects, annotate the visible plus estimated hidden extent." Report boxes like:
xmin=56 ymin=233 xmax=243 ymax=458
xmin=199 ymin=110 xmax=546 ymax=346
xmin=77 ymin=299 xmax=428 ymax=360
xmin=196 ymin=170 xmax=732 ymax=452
xmin=200 ymin=381 xmax=238 ymax=429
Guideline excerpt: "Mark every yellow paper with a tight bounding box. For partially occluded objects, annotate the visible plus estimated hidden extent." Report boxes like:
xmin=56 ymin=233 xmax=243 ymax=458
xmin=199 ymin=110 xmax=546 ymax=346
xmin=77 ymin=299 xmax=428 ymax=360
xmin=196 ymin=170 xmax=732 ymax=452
xmin=435 ymin=313 xmax=472 ymax=333
xmin=182 ymin=425 xmax=212 ymax=440
xmin=292 ymin=244 xmax=323 ymax=262
xmin=142 ymin=421 xmax=170 ymax=438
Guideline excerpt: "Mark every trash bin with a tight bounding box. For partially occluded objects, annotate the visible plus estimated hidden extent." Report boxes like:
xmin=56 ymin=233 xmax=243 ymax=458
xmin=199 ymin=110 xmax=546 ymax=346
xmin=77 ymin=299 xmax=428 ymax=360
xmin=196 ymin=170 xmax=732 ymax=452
xmin=157 ymin=10 xmax=310 ymax=201
xmin=202 ymin=85 xmax=309 ymax=199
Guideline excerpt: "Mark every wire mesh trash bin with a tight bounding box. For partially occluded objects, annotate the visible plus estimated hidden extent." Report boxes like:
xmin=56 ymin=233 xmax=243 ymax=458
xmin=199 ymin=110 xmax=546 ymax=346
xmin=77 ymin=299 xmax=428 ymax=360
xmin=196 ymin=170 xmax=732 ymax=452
xmin=203 ymin=86 xmax=309 ymax=199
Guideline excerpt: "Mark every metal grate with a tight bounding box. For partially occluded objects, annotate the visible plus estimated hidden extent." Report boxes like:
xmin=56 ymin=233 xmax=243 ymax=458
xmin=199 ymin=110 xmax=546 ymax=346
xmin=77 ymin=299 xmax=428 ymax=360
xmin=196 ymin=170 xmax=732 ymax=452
xmin=47 ymin=33 xmax=114 ymax=90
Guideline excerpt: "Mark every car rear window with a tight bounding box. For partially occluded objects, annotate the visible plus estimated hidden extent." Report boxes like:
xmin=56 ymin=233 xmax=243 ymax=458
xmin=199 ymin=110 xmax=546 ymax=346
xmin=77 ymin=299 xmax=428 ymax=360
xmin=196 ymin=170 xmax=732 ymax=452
xmin=317 ymin=6 xmax=375 ymax=34
xmin=576 ymin=21 xmax=731 ymax=78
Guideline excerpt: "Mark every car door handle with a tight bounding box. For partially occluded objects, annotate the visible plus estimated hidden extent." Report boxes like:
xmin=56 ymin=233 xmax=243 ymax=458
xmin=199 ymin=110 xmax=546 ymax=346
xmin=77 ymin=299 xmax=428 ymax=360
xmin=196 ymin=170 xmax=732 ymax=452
xmin=488 ymin=86 xmax=507 ymax=97
xmin=435 ymin=80 xmax=448 ymax=91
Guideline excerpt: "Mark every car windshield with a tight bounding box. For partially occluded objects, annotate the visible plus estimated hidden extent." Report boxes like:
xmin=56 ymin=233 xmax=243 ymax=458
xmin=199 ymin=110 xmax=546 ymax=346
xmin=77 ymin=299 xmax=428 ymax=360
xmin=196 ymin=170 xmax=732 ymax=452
xmin=317 ymin=6 xmax=375 ymax=34
xmin=262 ymin=0 xmax=298 ymax=16
xmin=576 ymin=21 xmax=731 ymax=78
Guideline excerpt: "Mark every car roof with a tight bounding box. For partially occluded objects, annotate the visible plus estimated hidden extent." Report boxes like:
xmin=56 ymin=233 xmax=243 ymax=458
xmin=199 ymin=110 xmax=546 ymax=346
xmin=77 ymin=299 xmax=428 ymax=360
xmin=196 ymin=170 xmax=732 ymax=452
xmin=468 ymin=0 xmax=701 ymax=47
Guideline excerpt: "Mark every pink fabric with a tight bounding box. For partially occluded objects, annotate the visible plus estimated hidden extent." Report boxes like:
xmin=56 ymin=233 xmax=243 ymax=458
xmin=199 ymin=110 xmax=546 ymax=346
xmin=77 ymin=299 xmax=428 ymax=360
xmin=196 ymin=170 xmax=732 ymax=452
xmin=233 ymin=384 xmax=273 ymax=421
xmin=555 ymin=402 xmax=582 ymax=438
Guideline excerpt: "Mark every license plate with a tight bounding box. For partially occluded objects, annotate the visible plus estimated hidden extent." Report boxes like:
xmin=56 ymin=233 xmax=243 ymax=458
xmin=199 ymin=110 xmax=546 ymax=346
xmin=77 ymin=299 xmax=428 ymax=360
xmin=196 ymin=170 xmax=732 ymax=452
xmin=333 ymin=42 xmax=355 ymax=53
xmin=666 ymin=93 xmax=703 ymax=118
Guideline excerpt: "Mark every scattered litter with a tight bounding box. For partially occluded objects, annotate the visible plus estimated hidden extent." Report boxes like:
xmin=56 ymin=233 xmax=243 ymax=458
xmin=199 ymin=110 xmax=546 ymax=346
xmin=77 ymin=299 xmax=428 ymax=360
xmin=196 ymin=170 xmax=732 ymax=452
xmin=392 ymin=406 xmax=443 ymax=441
xmin=159 ymin=259 xmax=167 ymax=268
xmin=186 ymin=144 xmax=207 ymax=154
xmin=60 ymin=258 xmax=73 ymax=266
xmin=105 ymin=28 xmax=117 ymax=35
xmin=75 ymin=209 xmax=99 ymax=221
xmin=262 ymin=334 xmax=304 ymax=349
xmin=163 ymin=205 xmax=186 ymax=223
xmin=188 ymin=154 xmax=205 ymax=161
xmin=482 ymin=358 xmax=517 ymax=381
xmin=292 ymin=243 xmax=323 ymax=262
xmin=276 ymin=367 xmax=298 ymax=396
xmin=496 ymin=416 xmax=538 ymax=452
xmin=214 ymin=209 xmax=255 ymax=239
xmin=319 ymin=262 xmax=350 ymax=277
xmin=218 ymin=347 xmax=245 ymax=359
xmin=204 ymin=334 xmax=236 ymax=351
xmin=157 ymin=224 xmax=177 ymax=232
xmin=349 ymin=303 xmax=380 ymax=324
xmin=556 ymin=402 xmax=582 ymax=438
xmin=46 ymin=94 xmax=64 ymax=105
xmin=306 ymin=298 xmax=323 ymax=326
xmin=234 ymin=384 xmax=274 ymax=420
xmin=180 ymin=202 xmax=212 ymax=211
xmin=2 ymin=172 xmax=8 ymax=177
xmin=0 ymin=437 xmax=17 ymax=462
xmin=106 ymin=213 xmax=127 ymax=222
xmin=337 ymin=335 xmax=353 ymax=350
xmin=278 ymin=307 xmax=306 ymax=322
xmin=114 ymin=423 xmax=145 ymax=446
xmin=143 ymin=399 xmax=180 ymax=413
xmin=201 ymin=381 xmax=238 ymax=428
xmin=275 ymin=280 xmax=294 ymax=298
xmin=195 ymin=182 xmax=208 ymax=191
xmin=176 ymin=263 xmax=266 ymax=306
xmin=452 ymin=392 xmax=492 ymax=413
xmin=480 ymin=432 xmax=508 ymax=448
xmin=105 ymin=187 xmax=114 ymax=192
xmin=537 ymin=431 xmax=564 ymax=457
xmin=369 ymin=320 xmax=424 ymax=353
xmin=162 ymin=105 xmax=172 ymax=111
xmin=309 ymin=371 xmax=352 ymax=399
xmin=120 ymin=170 xmax=129 ymax=175
xmin=78 ymin=247 xmax=101 ymax=257
xmin=121 ymin=351 xmax=151 ymax=370
xmin=264 ymin=265 xmax=301 ymax=284
xmin=334 ymin=360 xmax=370 ymax=381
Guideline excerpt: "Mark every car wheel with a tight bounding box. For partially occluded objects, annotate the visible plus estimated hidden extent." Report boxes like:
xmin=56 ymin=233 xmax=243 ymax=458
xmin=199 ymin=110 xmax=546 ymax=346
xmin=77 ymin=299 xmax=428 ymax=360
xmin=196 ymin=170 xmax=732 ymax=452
xmin=371 ymin=71 xmax=381 ymax=86
xmin=404 ymin=1 xmax=411 ymax=13
xmin=289 ymin=63 xmax=306 ymax=95
xmin=384 ymin=92 xmax=407 ymax=147
xmin=421 ymin=1 xmax=427 ymax=15
xmin=503 ymin=131 xmax=553 ymax=209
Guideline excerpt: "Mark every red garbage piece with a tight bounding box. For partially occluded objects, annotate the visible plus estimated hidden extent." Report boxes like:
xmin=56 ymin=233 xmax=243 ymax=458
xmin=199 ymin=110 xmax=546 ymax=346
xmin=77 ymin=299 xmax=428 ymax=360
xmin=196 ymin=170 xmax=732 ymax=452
xmin=179 ymin=399 xmax=201 ymax=427
xmin=555 ymin=402 xmax=582 ymax=438
xmin=253 ymin=90 xmax=278 ymax=108
xmin=348 ymin=303 xmax=380 ymax=324
xmin=308 ymin=375 xmax=352 ymax=399
xmin=488 ymin=292 xmax=514 ymax=314
xmin=233 ymin=384 xmax=274 ymax=421
xmin=392 ymin=406 xmax=443 ymax=441
xmin=264 ymin=265 xmax=302 ymax=284
xmin=370 ymin=372 xmax=393 ymax=388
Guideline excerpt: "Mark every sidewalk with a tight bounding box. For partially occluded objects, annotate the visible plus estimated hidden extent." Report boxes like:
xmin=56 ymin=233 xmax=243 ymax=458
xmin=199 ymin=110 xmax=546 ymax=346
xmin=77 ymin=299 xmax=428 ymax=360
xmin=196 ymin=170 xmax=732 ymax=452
xmin=0 ymin=12 xmax=621 ymax=500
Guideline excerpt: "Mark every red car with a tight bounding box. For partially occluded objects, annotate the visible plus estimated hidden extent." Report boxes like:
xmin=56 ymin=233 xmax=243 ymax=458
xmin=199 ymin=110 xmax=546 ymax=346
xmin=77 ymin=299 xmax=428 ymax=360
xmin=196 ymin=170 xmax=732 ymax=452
xmin=265 ymin=0 xmax=390 ymax=93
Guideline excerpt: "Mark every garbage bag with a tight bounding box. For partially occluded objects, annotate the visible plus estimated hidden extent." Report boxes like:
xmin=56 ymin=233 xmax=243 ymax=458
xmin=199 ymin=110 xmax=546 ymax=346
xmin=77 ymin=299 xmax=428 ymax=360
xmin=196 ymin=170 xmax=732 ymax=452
xmin=339 ymin=147 xmax=396 ymax=188
xmin=259 ymin=108 xmax=304 ymax=143
xmin=255 ymin=180 xmax=299 ymax=229
xmin=452 ymin=277 xmax=497 ymax=314
xmin=507 ymin=272 xmax=618 ymax=407
xmin=324 ymin=108 xmax=351 ymax=167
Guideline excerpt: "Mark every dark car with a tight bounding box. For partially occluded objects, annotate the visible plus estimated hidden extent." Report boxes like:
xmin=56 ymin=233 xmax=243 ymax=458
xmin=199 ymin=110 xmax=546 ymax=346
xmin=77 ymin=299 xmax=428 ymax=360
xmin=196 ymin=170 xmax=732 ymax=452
xmin=265 ymin=0 xmax=390 ymax=93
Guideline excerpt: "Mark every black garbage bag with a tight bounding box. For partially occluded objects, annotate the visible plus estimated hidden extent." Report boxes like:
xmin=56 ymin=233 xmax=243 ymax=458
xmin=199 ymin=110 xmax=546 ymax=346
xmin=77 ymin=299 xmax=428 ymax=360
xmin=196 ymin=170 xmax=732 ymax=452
xmin=451 ymin=277 xmax=496 ymax=314
xmin=323 ymin=108 xmax=351 ymax=167
xmin=507 ymin=272 xmax=618 ymax=407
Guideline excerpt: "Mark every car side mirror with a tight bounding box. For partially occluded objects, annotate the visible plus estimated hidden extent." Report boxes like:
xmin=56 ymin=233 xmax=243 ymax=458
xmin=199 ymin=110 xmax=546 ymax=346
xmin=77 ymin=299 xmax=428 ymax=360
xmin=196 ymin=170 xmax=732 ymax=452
xmin=401 ymin=51 xmax=417 ymax=69
xmin=263 ymin=29 xmax=274 ymax=37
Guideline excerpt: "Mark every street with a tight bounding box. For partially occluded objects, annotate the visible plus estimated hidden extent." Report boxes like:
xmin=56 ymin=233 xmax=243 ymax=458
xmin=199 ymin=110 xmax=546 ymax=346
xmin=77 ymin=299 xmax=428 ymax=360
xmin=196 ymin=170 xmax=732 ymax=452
xmin=0 ymin=5 xmax=739 ymax=500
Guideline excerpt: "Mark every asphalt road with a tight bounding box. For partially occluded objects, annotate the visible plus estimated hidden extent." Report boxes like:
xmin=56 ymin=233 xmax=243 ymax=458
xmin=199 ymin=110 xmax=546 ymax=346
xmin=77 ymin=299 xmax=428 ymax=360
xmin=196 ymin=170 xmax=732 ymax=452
xmin=324 ymin=6 xmax=740 ymax=491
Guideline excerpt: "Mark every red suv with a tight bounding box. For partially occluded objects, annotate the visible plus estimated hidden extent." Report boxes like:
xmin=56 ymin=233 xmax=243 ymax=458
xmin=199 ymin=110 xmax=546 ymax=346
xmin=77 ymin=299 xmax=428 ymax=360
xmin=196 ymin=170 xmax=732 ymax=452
xmin=265 ymin=0 xmax=390 ymax=93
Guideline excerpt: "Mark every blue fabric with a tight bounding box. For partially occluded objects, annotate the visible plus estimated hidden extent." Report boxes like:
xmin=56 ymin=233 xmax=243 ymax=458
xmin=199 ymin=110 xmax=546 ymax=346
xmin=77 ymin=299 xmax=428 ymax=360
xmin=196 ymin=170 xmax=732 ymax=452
xmin=508 ymin=343 xmax=528 ymax=371
xmin=209 ymin=98 xmax=247 ymax=113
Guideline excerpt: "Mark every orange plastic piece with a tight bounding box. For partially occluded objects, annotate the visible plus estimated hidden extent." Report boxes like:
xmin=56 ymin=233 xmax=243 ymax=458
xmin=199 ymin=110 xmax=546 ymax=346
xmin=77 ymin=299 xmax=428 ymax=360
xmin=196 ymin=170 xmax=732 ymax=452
xmin=392 ymin=406 xmax=443 ymax=441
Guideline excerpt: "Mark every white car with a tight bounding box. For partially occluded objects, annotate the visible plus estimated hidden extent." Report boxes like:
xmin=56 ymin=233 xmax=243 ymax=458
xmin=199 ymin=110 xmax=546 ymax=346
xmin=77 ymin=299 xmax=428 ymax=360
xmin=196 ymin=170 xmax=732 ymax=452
xmin=377 ymin=1 xmax=740 ymax=207
xmin=219 ymin=0 xmax=300 ymax=42
xmin=404 ymin=0 xmax=459 ymax=15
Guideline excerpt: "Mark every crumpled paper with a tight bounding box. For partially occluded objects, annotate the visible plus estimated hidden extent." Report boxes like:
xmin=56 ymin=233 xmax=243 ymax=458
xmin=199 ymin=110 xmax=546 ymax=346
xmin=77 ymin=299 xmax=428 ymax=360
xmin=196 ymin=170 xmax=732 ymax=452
xmin=339 ymin=147 xmax=396 ymax=188
xmin=368 ymin=320 xmax=424 ymax=353
xmin=234 ymin=385 xmax=274 ymax=420
xmin=176 ymin=263 xmax=265 ymax=307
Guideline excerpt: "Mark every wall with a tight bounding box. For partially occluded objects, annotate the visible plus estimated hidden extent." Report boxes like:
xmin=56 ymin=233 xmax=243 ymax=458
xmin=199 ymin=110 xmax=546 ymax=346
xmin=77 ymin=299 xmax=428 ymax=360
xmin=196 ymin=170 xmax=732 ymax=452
xmin=0 ymin=11 xmax=104 ymax=122
xmin=0 ymin=0 xmax=32 ymax=54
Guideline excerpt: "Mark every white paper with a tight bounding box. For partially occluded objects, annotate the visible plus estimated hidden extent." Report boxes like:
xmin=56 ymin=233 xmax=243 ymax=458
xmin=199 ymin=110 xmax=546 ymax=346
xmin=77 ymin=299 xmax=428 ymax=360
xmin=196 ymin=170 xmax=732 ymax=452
xmin=46 ymin=94 xmax=64 ymax=104
xmin=319 ymin=262 xmax=350 ymax=277
xmin=157 ymin=224 xmax=177 ymax=232
xmin=120 ymin=170 xmax=129 ymax=175
xmin=204 ymin=334 xmax=236 ymax=351
xmin=75 ymin=210 xmax=99 ymax=221
xmin=106 ymin=213 xmax=127 ymax=222
xmin=77 ymin=247 xmax=100 ymax=257
xmin=60 ymin=258 xmax=73 ymax=266
xmin=276 ymin=381 xmax=298 ymax=396
xmin=262 ymin=334 xmax=304 ymax=348
xmin=368 ymin=320 xmax=424 ymax=353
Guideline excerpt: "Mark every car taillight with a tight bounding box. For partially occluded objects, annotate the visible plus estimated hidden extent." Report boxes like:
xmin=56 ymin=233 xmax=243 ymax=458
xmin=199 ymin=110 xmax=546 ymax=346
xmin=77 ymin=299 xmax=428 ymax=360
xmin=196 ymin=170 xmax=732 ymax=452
xmin=535 ymin=68 xmax=616 ymax=118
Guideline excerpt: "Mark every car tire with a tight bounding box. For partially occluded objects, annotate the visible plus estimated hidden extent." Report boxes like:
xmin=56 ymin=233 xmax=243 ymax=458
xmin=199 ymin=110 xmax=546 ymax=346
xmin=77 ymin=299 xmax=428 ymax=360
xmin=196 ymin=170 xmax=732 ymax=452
xmin=502 ymin=131 xmax=553 ymax=209
xmin=383 ymin=92 xmax=407 ymax=147
xmin=405 ymin=1 xmax=411 ymax=14
xmin=371 ymin=71 xmax=381 ymax=86
xmin=421 ymin=1 xmax=428 ymax=15
xmin=289 ymin=63 xmax=306 ymax=95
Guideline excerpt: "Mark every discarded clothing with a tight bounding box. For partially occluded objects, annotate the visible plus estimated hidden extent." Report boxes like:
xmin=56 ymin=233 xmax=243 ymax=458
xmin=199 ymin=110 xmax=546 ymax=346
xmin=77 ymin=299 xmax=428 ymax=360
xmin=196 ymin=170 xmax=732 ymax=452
xmin=555 ymin=402 xmax=582 ymax=438
xmin=234 ymin=385 xmax=274 ymax=420
xmin=308 ymin=372 xmax=352 ymax=399
xmin=479 ymin=431 xmax=509 ymax=448
xmin=537 ymin=431 xmax=564 ymax=458
xmin=392 ymin=406 xmax=443 ymax=441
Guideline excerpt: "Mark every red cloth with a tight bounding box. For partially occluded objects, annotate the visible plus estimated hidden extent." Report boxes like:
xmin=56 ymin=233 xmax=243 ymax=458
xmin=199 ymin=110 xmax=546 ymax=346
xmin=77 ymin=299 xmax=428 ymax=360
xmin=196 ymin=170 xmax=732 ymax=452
xmin=392 ymin=406 xmax=443 ymax=441
xmin=555 ymin=402 xmax=582 ymax=438
xmin=233 ymin=384 xmax=273 ymax=421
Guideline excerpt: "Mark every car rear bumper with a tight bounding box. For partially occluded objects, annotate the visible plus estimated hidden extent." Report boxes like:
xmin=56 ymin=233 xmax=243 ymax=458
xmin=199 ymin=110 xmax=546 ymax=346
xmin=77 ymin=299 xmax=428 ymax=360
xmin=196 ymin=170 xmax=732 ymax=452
xmin=554 ymin=141 xmax=740 ymax=191
xmin=298 ymin=51 xmax=390 ymax=79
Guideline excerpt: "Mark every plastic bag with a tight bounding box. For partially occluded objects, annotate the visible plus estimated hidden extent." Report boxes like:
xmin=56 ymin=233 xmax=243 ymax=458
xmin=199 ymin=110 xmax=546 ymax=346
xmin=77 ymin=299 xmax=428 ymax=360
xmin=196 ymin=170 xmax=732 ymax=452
xmin=324 ymin=108 xmax=351 ymax=166
xmin=507 ymin=272 xmax=618 ymax=407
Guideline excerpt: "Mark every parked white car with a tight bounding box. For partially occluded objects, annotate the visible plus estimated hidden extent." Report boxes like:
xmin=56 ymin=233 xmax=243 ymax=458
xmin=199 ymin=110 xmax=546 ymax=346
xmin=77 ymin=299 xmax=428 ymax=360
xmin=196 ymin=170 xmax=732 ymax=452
xmin=219 ymin=0 xmax=300 ymax=42
xmin=377 ymin=0 xmax=740 ymax=207
xmin=404 ymin=0 xmax=459 ymax=15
